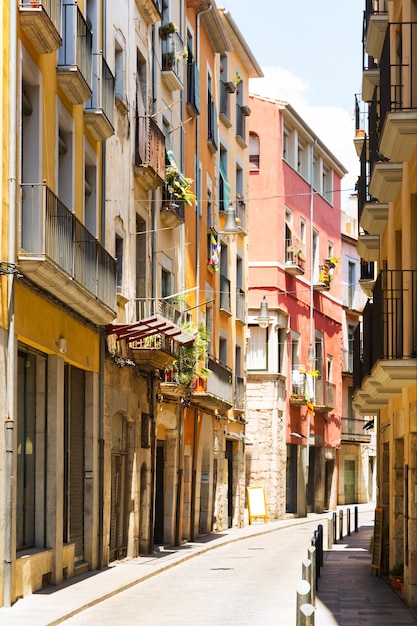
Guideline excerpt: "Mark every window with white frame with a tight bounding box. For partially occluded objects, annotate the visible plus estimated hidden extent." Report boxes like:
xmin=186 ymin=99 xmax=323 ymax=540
xmin=247 ymin=325 xmax=268 ymax=371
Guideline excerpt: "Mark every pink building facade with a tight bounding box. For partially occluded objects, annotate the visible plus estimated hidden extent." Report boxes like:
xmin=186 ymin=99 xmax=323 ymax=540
xmin=246 ymin=95 xmax=347 ymax=518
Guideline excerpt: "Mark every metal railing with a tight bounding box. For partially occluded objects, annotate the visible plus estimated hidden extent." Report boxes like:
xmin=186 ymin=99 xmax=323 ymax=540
xmin=236 ymin=104 xmax=246 ymax=142
xmin=354 ymin=270 xmax=417 ymax=387
xmin=19 ymin=0 xmax=61 ymax=33
xmin=315 ymin=380 xmax=336 ymax=409
xmin=341 ymin=417 xmax=372 ymax=441
xmin=85 ymin=53 xmax=115 ymax=130
xmin=236 ymin=287 xmax=246 ymax=323
xmin=206 ymin=356 xmax=233 ymax=405
xmin=135 ymin=297 xmax=182 ymax=325
xmin=186 ymin=61 xmax=200 ymax=115
xmin=19 ymin=183 xmax=116 ymax=310
xmin=58 ymin=3 xmax=92 ymax=86
xmin=380 ymin=22 xmax=417 ymax=128
xmin=219 ymin=274 xmax=231 ymax=313
xmin=235 ymin=197 xmax=247 ymax=232
xmin=161 ymin=32 xmax=184 ymax=85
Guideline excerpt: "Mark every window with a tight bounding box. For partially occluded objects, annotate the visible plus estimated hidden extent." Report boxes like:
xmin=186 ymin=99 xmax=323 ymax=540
xmin=84 ymin=143 xmax=97 ymax=235
xmin=219 ymin=146 xmax=230 ymax=212
xmin=322 ymin=165 xmax=333 ymax=204
xmin=219 ymin=336 xmax=227 ymax=364
xmin=114 ymin=37 xmax=127 ymax=112
xmin=348 ymin=261 xmax=356 ymax=308
xmin=115 ymin=235 xmax=123 ymax=292
xmin=249 ymin=132 xmax=260 ymax=170
xmin=161 ymin=268 xmax=172 ymax=300
xmin=347 ymin=326 xmax=355 ymax=372
xmin=312 ymin=230 xmax=319 ymax=281
xmin=247 ymin=325 xmax=268 ymax=370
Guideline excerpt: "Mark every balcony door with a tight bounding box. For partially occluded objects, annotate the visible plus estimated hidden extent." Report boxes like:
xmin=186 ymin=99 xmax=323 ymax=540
xmin=344 ymin=460 xmax=356 ymax=504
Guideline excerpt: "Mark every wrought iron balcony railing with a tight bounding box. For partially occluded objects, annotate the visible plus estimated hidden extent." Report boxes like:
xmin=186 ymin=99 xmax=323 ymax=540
xmin=341 ymin=417 xmax=372 ymax=442
xmin=206 ymin=356 xmax=233 ymax=406
xmin=219 ymin=274 xmax=231 ymax=313
xmin=84 ymin=53 xmax=115 ymax=141
xmin=161 ymin=32 xmax=184 ymax=91
xmin=18 ymin=183 xmax=116 ymax=320
xmin=236 ymin=288 xmax=246 ymax=323
xmin=57 ymin=3 xmax=93 ymax=104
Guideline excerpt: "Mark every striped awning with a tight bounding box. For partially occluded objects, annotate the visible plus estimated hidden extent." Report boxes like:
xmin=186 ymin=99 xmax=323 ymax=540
xmin=106 ymin=315 xmax=194 ymax=345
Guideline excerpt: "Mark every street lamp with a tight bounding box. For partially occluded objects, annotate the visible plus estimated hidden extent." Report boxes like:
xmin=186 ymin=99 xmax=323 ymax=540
xmin=256 ymin=296 xmax=272 ymax=328
xmin=220 ymin=202 xmax=241 ymax=237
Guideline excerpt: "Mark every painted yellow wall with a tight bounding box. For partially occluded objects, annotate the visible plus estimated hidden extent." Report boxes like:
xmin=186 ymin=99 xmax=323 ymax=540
xmin=15 ymin=282 xmax=100 ymax=371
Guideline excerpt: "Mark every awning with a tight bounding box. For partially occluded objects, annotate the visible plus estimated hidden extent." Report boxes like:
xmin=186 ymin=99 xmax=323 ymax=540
xmin=106 ymin=315 xmax=195 ymax=345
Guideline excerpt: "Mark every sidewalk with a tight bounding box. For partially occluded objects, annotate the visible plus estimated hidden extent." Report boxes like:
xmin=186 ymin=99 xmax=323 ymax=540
xmin=0 ymin=504 xmax=415 ymax=626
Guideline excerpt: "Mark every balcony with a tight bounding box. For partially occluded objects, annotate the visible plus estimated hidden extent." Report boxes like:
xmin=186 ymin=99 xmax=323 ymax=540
xmin=289 ymin=369 xmax=307 ymax=405
xmin=134 ymin=116 xmax=166 ymax=190
xmin=357 ymin=233 xmax=380 ymax=262
xmin=192 ymin=356 xmax=233 ymax=411
xmin=353 ymin=270 xmax=417 ymax=413
xmin=219 ymin=80 xmax=234 ymax=127
xmin=135 ymin=0 xmax=163 ymax=24
xmin=160 ymin=198 xmax=185 ymax=228
xmin=359 ymin=261 xmax=377 ymax=297
xmin=18 ymin=183 xmax=116 ymax=324
xmin=236 ymin=104 xmax=250 ymax=148
xmin=186 ymin=61 xmax=200 ymax=118
xmin=285 ymin=239 xmax=305 ymax=276
xmin=369 ymin=162 xmax=403 ymax=202
xmin=379 ymin=21 xmax=417 ymax=162
xmin=234 ymin=375 xmax=245 ymax=412
xmin=342 ymin=282 xmax=368 ymax=313
xmin=108 ymin=298 xmax=193 ymax=372
xmin=207 ymin=98 xmax=218 ymax=153
xmin=19 ymin=0 xmax=61 ymax=53
xmin=57 ymin=4 xmax=92 ymax=104
xmin=314 ymin=380 xmax=336 ymax=412
xmin=342 ymin=348 xmax=354 ymax=374
xmin=161 ymin=32 xmax=184 ymax=92
xmin=341 ymin=418 xmax=372 ymax=444
xmin=236 ymin=288 xmax=246 ymax=324
xmin=364 ymin=0 xmax=389 ymax=60
xmin=84 ymin=54 xmax=115 ymax=141
xmin=219 ymin=274 xmax=231 ymax=315
xmin=360 ymin=202 xmax=389 ymax=235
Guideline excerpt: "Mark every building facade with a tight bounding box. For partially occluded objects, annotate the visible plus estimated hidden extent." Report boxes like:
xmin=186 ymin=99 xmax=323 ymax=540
xmin=246 ymin=96 xmax=347 ymax=519
xmin=354 ymin=0 xmax=417 ymax=608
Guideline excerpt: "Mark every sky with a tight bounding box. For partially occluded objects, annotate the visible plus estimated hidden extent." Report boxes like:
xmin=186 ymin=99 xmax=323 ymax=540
xmin=221 ymin=0 xmax=364 ymax=210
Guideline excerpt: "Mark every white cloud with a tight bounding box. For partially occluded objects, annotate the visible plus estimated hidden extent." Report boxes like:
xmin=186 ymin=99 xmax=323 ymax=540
xmin=250 ymin=67 xmax=359 ymax=210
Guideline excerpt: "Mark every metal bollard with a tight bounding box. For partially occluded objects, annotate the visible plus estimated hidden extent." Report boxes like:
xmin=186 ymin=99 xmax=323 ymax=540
xmin=355 ymin=505 xmax=358 ymax=532
xmin=328 ymin=515 xmax=333 ymax=549
xmin=296 ymin=580 xmax=311 ymax=626
xmin=300 ymin=603 xmax=315 ymax=626
xmin=318 ymin=524 xmax=323 ymax=569
xmin=347 ymin=508 xmax=351 ymax=535
xmin=302 ymin=558 xmax=312 ymax=595
xmin=314 ymin=531 xmax=320 ymax=577
xmin=332 ymin=511 xmax=337 ymax=543
xmin=339 ymin=509 xmax=343 ymax=540
xmin=307 ymin=546 xmax=317 ymax=602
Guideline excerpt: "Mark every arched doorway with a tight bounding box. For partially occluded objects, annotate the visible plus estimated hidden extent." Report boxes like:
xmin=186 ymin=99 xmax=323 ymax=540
xmin=110 ymin=413 xmax=128 ymax=561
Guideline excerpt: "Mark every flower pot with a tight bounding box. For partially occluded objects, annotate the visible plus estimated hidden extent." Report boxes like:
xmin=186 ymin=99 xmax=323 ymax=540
xmin=391 ymin=575 xmax=402 ymax=590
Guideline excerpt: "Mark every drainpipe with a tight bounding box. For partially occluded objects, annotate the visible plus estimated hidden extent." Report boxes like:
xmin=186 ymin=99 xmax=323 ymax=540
xmin=98 ymin=332 xmax=105 ymax=569
xmin=4 ymin=0 xmax=17 ymax=608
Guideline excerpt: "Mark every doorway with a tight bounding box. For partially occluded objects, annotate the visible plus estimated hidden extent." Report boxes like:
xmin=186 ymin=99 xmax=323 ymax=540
xmin=110 ymin=413 xmax=128 ymax=561
xmin=154 ymin=441 xmax=165 ymax=544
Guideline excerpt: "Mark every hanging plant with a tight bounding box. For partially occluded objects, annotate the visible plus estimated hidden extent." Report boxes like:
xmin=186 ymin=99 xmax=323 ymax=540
xmin=159 ymin=22 xmax=178 ymax=39
xmin=173 ymin=323 xmax=211 ymax=406
xmin=165 ymin=166 xmax=197 ymax=206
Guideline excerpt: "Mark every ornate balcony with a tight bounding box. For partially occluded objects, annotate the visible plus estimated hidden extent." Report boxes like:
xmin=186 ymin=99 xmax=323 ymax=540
xmin=18 ymin=183 xmax=116 ymax=324
xmin=134 ymin=116 xmax=166 ymax=190
xmin=19 ymin=0 xmax=61 ymax=53
xmin=84 ymin=54 xmax=115 ymax=141
xmin=285 ymin=238 xmax=305 ymax=276
xmin=57 ymin=4 xmax=92 ymax=104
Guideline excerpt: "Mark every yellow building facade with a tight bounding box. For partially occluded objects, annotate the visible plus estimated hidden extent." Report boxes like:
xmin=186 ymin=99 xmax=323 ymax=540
xmin=354 ymin=0 xmax=417 ymax=607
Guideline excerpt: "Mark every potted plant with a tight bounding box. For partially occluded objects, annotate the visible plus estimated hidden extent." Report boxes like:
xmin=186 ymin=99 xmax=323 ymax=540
xmin=159 ymin=22 xmax=178 ymax=39
xmin=389 ymin=563 xmax=403 ymax=590
xmin=174 ymin=323 xmax=210 ymax=406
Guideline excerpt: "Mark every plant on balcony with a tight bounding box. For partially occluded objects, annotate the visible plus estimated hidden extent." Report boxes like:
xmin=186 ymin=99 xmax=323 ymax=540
xmin=165 ymin=166 xmax=196 ymax=207
xmin=174 ymin=323 xmax=210 ymax=406
xmin=318 ymin=257 xmax=339 ymax=287
xmin=159 ymin=22 xmax=178 ymax=39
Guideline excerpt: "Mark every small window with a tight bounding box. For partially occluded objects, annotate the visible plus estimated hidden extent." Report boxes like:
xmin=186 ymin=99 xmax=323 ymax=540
xmin=249 ymin=132 xmax=260 ymax=170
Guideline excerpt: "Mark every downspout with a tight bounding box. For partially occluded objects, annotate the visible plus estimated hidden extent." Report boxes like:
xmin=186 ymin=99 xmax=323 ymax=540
xmin=5 ymin=0 xmax=18 ymax=608
xmin=98 ymin=0 xmax=107 ymax=571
